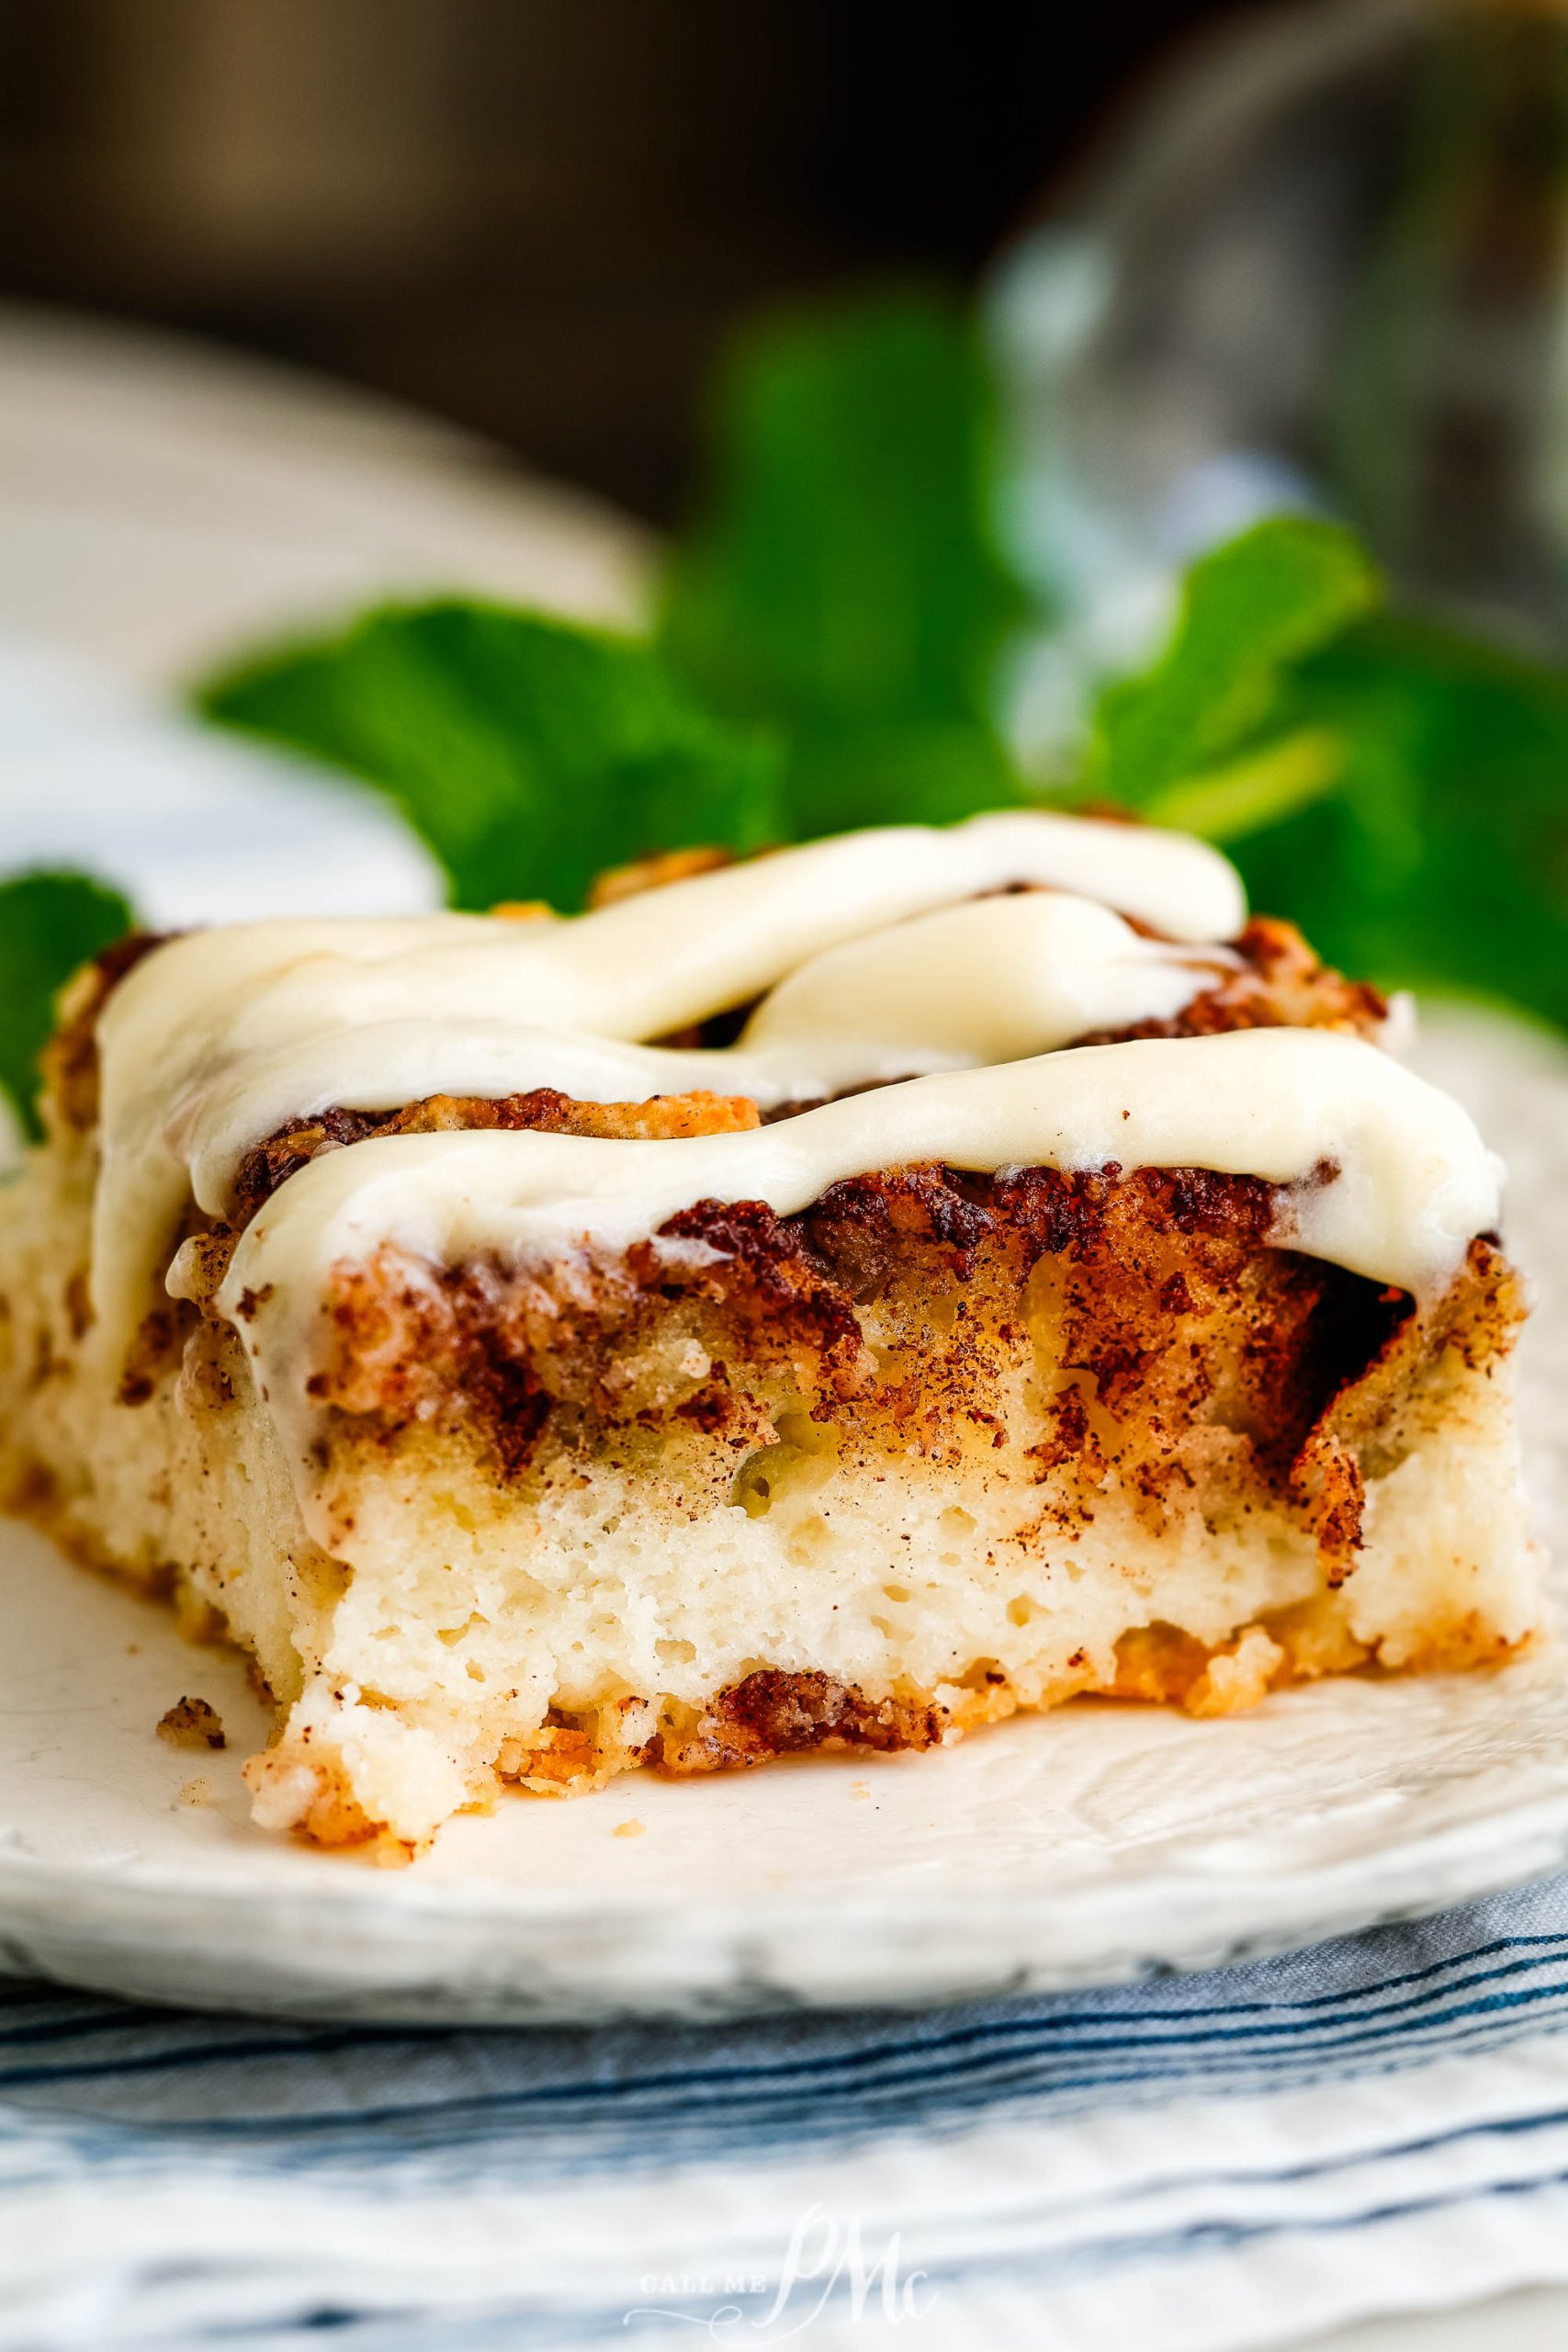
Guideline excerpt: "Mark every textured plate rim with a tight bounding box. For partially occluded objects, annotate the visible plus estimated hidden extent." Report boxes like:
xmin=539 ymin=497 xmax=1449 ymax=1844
xmin=6 ymin=1742 xmax=1568 ymax=2020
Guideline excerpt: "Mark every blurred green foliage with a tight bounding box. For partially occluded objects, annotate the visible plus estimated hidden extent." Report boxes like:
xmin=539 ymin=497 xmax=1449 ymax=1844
xmin=659 ymin=294 xmax=1029 ymax=833
xmin=6 ymin=290 xmax=1562 ymax=1137
xmin=1235 ymin=611 xmax=1568 ymax=1024
xmin=197 ymin=602 xmax=783 ymax=913
xmin=1093 ymin=519 xmax=1568 ymax=1023
xmin=1090 ymin=518 xmax=1381 ymax=815
xmin=198 ymin=298 xmax=1030 ymax=902
xmin=186 ymin=288 xmax=1568 ymax=1033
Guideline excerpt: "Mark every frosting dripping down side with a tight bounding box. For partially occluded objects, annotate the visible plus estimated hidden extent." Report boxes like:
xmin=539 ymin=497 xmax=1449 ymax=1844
xmin=211 ymin=1027 xmax=1502 ymax=1529
xmin=89 ymin=812 xmax=1247 ymax=1347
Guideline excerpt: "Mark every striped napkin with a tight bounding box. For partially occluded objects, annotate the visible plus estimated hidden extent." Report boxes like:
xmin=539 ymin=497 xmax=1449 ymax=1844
xmin=9 ymin=1878 xmax=1568 ymax=2350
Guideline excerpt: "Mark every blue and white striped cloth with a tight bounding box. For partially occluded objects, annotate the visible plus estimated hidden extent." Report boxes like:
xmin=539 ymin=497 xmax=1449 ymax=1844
xmin=11 ymin=1879 xmax=1568 ymax=2348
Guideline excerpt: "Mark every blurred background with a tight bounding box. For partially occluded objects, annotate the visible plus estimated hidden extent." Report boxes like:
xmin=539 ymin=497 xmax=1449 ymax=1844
xmin=0 ymin=0 xmax=1235 ymax=525
xmin=16 ymin=0 xmax=1568 ymax=662
xmin=0 ymin=0 xmax=1565 ymax=1033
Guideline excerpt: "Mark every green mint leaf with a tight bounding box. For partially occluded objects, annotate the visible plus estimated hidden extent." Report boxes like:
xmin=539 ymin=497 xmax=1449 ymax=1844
xmin=197 ymin=601 xmax=785 ymax=913
xmin=1141 ymin=729 xmax=1347 ymax=843
xmin=1086 ymin=516 xmax=1568 ymax=1033
xmin=784 ymin=722 xmax=1027 ymax=840
xmin=659 ymin=292 xmax=1031 ymax=835
xmin=1091 ymin=517 xmax=1382 ymax=806
xmin=0 ymin=870 xmax=134 ymax=1137
xmin=1238 ymin=616 xmax=1568 ymax=1025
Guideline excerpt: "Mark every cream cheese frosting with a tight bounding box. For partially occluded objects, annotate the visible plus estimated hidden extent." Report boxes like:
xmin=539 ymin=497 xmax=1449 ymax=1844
xmin=88 ymin=811 xmax=1246 ymax=1343
xmin=173 ymin=896 xmax=1234 ymax=1217
xmin=209 ymin=1026 xmax=1501 ymax=1516
xmin=74 ymin=805 xmax=1502 ymax=1478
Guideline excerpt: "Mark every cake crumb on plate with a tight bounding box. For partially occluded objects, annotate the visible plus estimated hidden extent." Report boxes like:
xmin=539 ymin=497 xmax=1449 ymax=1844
xmin=157 ymin=1695 xmax=226 ymax=1749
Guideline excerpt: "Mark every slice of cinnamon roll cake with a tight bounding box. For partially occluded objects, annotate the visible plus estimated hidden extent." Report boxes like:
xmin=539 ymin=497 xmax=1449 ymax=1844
xmin=0 ymin=812 xmax=1538 ymax=1853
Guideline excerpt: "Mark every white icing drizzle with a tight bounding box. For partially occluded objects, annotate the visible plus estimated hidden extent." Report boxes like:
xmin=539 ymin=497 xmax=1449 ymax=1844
xmin=174 ymin=897 xmax=1232 ymax=1216
xmin=214 ymin=1027 xmax=1500 ymax=1504
xmin=739 ymin=893 xmax=1227 ymax=1064
xmin=74 ymin=797 xmax=1503 ymax=1502
xmin=89 ymin=813 xmax=1245 ymax=1343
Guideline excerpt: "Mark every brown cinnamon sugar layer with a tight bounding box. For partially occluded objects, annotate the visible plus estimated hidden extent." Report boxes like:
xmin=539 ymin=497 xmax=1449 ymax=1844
xmin=296 ymin=1160 xmax=1521 ymax=1577
xmin=114 ymin=1085 xmax=769 ymax=1399
xmin=484 ymin=1598 xmax=1536 ymax=1799
xmin=1077 ymin=915 xmax=1389 ymax=1046
xmin=228 ymin=1086 xmax=761 ymax=1227
xmin=654 ymin=1669 xmax=948 ymax=1771
xmin=45 ymin=931 xmax=172 ymax=1134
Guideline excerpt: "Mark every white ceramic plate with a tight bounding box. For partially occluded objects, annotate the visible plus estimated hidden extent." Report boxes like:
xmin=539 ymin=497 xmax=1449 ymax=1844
xmin=2 ymin=1014 xmax=1565 ymax=2024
